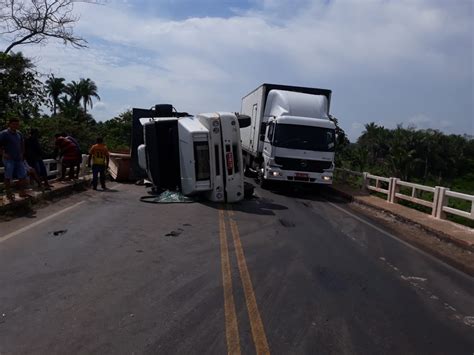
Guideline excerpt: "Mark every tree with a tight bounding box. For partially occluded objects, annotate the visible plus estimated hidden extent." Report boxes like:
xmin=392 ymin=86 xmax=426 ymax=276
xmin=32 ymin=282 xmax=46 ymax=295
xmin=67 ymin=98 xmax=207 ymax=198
xmin=45 ymin=74 xmax=65 ymax=116
xmin=0 ymin=51 xmax=46 ymax=122
xmin=64 ymin=79 xmax=81 ymax=106
xmin=0 ymin=0 xmax=93 ymax=54
xmin=97 ymin=110 xmax=131 ymax=151
xmin=357 ymin=122 xmax=388 ymax=166
xmin=78 ymin=77 xmax=100 ymax=114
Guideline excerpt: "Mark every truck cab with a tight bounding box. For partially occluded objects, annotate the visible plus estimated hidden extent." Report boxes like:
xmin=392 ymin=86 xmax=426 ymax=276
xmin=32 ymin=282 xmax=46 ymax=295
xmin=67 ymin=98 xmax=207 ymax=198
xmin=241 ymin=85 xmax=336 ymax=186
xmin=133 ymin=105 xmax=246 ymax=203
xmin=262 ymin=115 xmax=335 ymax=184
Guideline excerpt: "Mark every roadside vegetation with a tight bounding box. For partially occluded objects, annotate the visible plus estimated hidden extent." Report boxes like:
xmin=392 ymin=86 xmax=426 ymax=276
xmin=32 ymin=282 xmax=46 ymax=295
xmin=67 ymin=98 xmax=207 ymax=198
xmin=0 ymin=51 xmax=132 ymax=157
xmin=335 ymin=123 xmax=474 ymax=227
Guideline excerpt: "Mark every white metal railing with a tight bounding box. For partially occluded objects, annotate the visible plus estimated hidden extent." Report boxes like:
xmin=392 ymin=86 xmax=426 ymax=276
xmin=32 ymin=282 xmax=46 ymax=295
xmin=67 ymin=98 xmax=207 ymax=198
xmin=438 ymin=189 xmax=474 ymax=220
xmin=0 ymin=155 xmax=89 ymax=187
xmin=366 ymin=173 xmax=391 ymax=197
xmin=335 ymin=168 xmax=474 ymax=223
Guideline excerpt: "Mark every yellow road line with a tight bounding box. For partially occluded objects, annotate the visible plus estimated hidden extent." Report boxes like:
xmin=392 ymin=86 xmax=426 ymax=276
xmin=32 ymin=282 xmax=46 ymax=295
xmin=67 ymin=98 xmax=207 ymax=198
xmin=227 ymin=207 xmax=270 ymax=355
xmin=219 ymin=209 xmax=241 ymax=355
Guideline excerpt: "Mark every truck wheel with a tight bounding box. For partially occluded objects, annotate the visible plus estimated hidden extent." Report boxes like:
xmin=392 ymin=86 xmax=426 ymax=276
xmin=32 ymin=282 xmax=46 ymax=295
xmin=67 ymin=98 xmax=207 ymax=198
xmin=244 ymin=182 xmax=255 ymax=198
xmin=257 ymin=169 xmax=271 ymax=189
xmin=244 ymin=165 xmax=253 ymax=177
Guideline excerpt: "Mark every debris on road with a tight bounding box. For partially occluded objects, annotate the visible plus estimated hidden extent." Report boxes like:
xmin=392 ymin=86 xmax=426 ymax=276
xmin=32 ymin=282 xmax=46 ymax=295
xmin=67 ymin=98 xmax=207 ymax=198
xmin=140 ymin=190 xmax=195 ymax=204
xmin=165 ymin=228 xmax=184 ymax=237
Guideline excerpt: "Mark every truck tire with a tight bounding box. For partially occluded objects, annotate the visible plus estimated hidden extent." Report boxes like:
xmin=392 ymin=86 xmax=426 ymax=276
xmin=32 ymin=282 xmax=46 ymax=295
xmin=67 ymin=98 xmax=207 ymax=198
xmin=244 ymin=164 xmax=256 ymax=178
xmin=257 ymin=168 xmax=271 ymax=189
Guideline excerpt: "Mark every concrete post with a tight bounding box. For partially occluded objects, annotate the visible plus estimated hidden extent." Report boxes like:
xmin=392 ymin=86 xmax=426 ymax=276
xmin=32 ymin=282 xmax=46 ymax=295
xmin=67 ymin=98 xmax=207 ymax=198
xmin=435 ymin=187 xmax=449 ymax=219
xmin=390 ymin=178 xmax=400 ymax=204
xmin=57 ymin=160 xmax=62 ymax=179
xmin=79 ymin=154 xmax=88 ymax=178
xmin=432 ymin=186 xmax=441 ymax=217
xmin=362 ymin=172 xmax=369 ymax=192
xmin=387 ymin=177 xmax=393 ymax=202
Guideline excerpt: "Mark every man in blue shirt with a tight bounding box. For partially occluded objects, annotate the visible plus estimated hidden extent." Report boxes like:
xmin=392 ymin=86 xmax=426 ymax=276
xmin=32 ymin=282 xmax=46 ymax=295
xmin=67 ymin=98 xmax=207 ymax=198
xmin=0 ymin=118 xmax=28 ymax=200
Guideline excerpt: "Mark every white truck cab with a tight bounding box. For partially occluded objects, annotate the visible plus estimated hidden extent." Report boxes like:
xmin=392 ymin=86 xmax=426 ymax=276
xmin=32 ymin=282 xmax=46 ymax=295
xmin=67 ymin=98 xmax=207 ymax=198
xmin=241 ymin=84 xmax=336 ymax=186
xmin=133 ymin=105 xmax=246 ymax=203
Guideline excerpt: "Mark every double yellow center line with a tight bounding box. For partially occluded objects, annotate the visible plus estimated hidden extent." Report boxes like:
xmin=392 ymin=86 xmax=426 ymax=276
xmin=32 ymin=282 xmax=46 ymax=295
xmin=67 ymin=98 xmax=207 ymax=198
xmin=219 ymin=206 xmax=270 ymax=355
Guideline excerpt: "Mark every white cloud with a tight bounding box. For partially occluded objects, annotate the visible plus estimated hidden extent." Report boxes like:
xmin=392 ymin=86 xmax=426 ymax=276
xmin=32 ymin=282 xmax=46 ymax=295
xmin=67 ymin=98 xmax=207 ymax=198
xmin=92 ymin=101 xmax=107 ymax=111
xmin=0 ymin=0 xmax=471 ymax=140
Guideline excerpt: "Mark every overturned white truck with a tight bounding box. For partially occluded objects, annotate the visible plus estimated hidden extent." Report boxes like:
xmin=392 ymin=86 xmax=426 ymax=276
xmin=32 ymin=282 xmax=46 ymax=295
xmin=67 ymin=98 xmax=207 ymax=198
xmin=131 ymin=105 xmax=250 ymax=203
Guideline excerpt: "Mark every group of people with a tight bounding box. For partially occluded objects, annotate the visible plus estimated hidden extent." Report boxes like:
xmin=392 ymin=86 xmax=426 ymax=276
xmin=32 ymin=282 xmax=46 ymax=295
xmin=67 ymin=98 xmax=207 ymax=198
xmin=0 ymin=117 xmax=111 ymax=201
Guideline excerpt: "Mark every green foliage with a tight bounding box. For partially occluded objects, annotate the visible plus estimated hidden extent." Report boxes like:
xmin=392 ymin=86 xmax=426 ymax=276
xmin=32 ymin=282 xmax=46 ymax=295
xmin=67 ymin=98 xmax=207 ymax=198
xmin=340 ymin=123 xmax=474 ymax=191
xmin=97 ymin=110 xmax=132 ymax=151
xmin=0 ymin=52 xmax=47 ymax=122
xmin=45 ymin=75 xmax=66 ymax=116
xmin=22 ymin=116 xmax=99 ymax=158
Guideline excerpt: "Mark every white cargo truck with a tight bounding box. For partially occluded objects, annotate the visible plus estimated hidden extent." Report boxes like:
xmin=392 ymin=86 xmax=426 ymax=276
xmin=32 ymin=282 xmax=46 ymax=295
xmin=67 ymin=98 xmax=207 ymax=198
xmin=240 ymin=84 xmax=336 ymax=187
xmin=133 ymin=105 xmax=249 ymax=203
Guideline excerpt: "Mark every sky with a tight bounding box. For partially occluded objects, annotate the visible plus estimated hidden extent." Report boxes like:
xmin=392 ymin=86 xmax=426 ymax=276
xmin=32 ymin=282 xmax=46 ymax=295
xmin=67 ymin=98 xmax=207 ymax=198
xmin=1 ymin=0 xmax=473 ymax=141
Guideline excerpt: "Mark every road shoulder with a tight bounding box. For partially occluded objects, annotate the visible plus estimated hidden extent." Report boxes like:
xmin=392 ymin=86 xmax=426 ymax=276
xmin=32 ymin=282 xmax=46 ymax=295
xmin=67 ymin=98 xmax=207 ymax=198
xmin=328 ymin=185 xmax=474 ymax=276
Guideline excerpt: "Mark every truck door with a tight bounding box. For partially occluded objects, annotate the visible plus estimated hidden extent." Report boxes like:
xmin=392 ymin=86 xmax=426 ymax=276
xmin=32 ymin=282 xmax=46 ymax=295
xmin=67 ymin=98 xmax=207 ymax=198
xmin=263 ymin=121 xmax=275 ymax=161
xmin=251 ymin=104 xmax=258 ymax=151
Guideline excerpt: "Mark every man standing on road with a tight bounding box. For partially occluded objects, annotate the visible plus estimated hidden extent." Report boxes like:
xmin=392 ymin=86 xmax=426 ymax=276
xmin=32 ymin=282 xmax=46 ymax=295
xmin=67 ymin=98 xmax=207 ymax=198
xmin=0 ymin=118 xmax=29 ymax=200
xmin=88 ymin=137 xmax=110 ymax=190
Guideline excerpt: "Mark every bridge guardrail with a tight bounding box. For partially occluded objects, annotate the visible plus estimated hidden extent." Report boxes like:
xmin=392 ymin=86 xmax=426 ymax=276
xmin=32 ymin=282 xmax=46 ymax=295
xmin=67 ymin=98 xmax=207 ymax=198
xmin=335 ymin=168 xmax=474 ymax=224
xmin=0 ymin=155 xmax=90 ymax=188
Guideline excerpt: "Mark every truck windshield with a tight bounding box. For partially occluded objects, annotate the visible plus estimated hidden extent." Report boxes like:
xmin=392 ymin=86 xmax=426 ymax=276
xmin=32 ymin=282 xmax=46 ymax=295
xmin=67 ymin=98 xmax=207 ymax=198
xmin=273 ymin=124 xmax=335 ymax=152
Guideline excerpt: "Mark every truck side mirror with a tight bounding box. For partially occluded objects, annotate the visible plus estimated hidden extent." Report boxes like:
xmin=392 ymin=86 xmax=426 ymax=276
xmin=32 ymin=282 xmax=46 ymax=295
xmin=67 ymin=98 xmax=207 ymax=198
xmin=237 ymin=114 xmax=251 ymax=128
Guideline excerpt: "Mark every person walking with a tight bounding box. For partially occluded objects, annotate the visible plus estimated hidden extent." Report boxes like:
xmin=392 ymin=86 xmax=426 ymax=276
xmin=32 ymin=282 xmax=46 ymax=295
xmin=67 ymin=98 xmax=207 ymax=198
xmin=0 ymin=118 xmax=29 ymax=200
xmin=88 ymin=137 xmax=110 ymax=190
xmin=25 ymin=128 xmax=52 ymax=190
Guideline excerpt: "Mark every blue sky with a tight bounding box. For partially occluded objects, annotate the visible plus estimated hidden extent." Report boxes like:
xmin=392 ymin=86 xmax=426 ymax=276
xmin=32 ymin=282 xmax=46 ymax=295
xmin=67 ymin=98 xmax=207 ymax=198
xmin=1 ymin=0 xmax=472 ymax=141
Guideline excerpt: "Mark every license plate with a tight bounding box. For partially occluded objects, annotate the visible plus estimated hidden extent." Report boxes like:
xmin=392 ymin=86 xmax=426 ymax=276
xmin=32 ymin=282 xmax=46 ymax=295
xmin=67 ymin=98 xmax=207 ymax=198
xmin=295 ymin=173 xmax=308 ymax=178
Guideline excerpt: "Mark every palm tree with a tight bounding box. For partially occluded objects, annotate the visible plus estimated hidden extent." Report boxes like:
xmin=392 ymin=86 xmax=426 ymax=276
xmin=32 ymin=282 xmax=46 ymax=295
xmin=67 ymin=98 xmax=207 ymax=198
xmin=45 ymin=75 xmax=65 ymax=116
xmin=64 ymin=80 xmax=82 ymax=107
xmin=58 ymin=95 xmax=81 ymax=119
xmin=78 ymin=78 xmax=100 ymax=114
xmin=358 ymin=122 xmax=384 ymax=166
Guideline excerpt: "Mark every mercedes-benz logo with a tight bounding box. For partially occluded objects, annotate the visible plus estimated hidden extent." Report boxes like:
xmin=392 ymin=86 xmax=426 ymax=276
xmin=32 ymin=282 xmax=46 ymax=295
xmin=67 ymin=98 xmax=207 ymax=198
xmin=300 ymin=160 xmax=307 ymax=168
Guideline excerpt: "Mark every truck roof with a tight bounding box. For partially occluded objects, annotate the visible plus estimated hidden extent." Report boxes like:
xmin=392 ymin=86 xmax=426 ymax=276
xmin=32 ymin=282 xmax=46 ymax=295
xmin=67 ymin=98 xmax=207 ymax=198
xmin=242 ymin=83 xmax=332 ymax=112
xmin=264 ymin=90 xmax=330 ymax=119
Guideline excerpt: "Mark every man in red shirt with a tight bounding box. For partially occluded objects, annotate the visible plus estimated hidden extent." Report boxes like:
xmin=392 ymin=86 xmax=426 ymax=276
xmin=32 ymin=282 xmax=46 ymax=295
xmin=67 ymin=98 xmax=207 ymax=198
xmin=55 ymin=135 xmax=81 ymax=180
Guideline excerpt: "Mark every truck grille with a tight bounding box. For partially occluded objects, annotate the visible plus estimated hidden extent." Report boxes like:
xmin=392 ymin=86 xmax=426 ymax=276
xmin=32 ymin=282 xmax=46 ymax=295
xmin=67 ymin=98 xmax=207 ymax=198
xmin=274 ymin=157 xmax=332 ymax=173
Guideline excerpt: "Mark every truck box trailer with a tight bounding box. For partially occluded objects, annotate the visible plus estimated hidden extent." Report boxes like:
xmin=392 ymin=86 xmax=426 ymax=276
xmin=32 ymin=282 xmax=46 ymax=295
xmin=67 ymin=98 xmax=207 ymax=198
xmin=240 ymin=83 xmax=336 ymax=187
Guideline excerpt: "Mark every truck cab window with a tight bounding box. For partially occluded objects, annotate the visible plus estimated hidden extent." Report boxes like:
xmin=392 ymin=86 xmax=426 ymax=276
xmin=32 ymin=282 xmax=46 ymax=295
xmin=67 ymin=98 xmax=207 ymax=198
xmin=193 ymin=141 xmax=211 ymax=181
xmin=267 ymin=122 xmax=275 ymax=141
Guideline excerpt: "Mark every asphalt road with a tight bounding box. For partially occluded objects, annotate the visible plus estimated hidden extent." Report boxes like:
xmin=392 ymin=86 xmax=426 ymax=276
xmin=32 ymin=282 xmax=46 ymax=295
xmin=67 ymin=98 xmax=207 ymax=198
xmin=0 ymin=182 xmax=473 ymax=354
